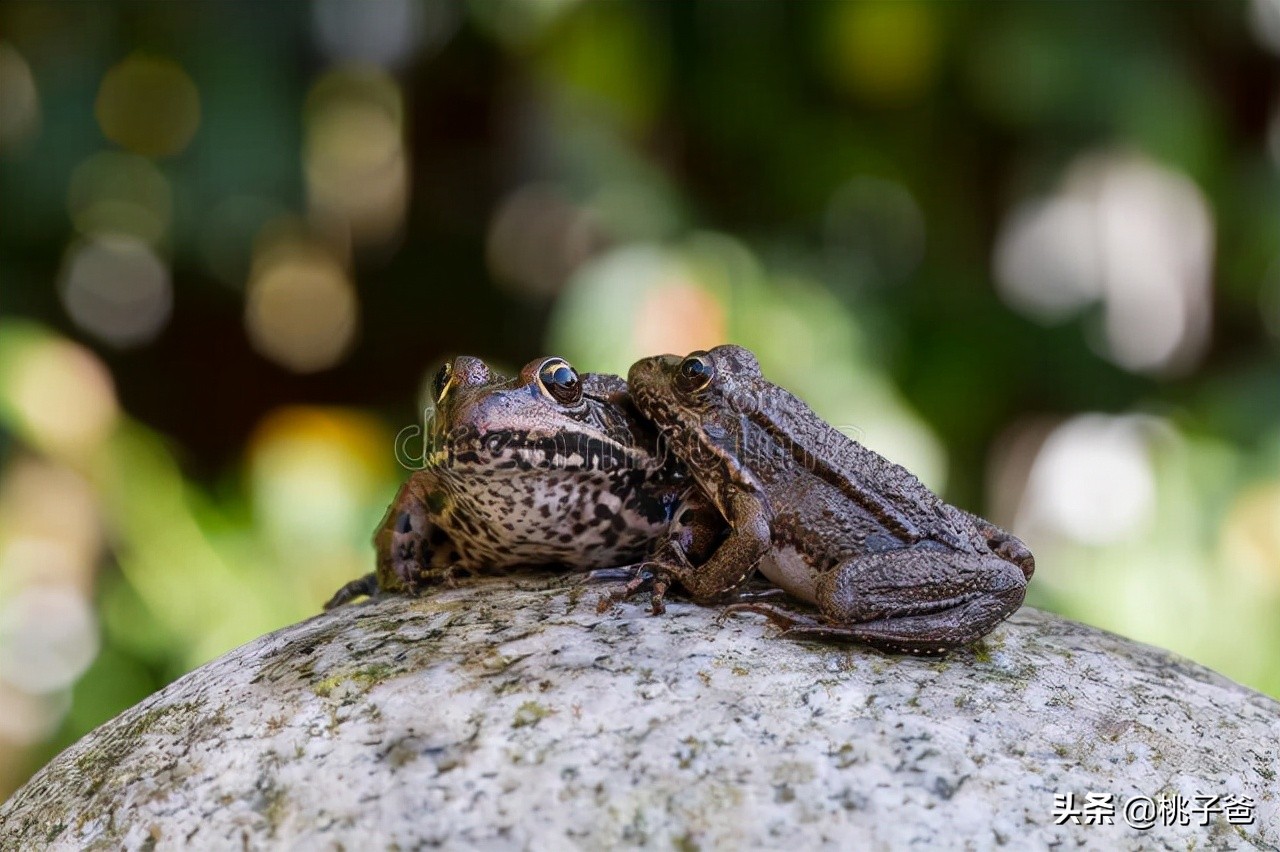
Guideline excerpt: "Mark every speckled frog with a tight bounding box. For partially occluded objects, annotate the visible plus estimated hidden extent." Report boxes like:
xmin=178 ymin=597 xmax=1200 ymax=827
xmin=325 ymin=355 xmax=694 ymax=608
xmin=626 ymin=345 xmax=1035 ymax=654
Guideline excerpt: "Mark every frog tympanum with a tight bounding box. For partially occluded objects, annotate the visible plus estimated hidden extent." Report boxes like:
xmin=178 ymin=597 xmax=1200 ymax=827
xmin=626 ymin=345 xmax=1034 ymax=655
xmin=324 ymin=355 xmax=691 ymax=609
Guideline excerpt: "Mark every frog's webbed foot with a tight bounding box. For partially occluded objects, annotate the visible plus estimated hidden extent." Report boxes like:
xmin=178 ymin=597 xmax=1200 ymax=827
xmin=727 ymin=596 xmax=947 ymax=649
xmin=323 ymin=572 xmax=379 ymax=610
xmin=594 ymin=564 xmax=672 ymax=615
xmin=373 ymin=503 xmax=433 ymax=593
xmin=721 ymin=601 xmax=952 ymax=656
xmin=595 ymin=532 xmax=705 ymax=616
xmin=429 ymin=563 xmax=473 ymax=588
xmin=583 ymin=566 xmax=638 ymax=583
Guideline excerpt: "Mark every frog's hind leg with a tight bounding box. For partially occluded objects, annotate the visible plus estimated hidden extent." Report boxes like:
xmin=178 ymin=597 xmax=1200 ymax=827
xmin=728 ymin=551 xmax=1028 ymax=655
xmin=723 ymin=599 xmax=984 ymax=657
xmin=815 ymin=551 xmax=1028 ymax=655
xmin=720 ymin=600 xmax=947 ymax=654
xmin=722 ymin=601 xmax=832 ymax=633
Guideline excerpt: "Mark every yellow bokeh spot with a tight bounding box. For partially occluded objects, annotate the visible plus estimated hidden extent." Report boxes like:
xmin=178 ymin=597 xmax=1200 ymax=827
xmin=304 ymin=66 xmax=407 ymax=246
xmin=824 ymin=2 xmax=940 ymax=106
xmin=0 ymin=328 xmax=120 ymax=463
xmin=537 ymin=1 xmax=663 ymax=129
xmin=247 ymin=407 xmax=393 ymax=581
xmin=94 ymin=53 xmax=201 ymax=157
xmin=0 ymin=457 xmax=101 ymax=595
xmin=245 ymin=231 xmax=360 ymax=374
xmin=1221 ymin=482 xmax=1280 ymax=591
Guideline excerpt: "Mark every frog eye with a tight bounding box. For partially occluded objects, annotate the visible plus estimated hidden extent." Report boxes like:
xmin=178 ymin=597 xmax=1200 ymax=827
xmin=432 ymin=362 xmax=454 ymax=403
xmin=537 ymin=357 xmax=583 ymax=405
xmin=675 ymin=351 xmax=714 ymax=394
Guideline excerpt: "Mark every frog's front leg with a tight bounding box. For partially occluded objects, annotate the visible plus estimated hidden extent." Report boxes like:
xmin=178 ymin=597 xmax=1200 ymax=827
xmin=325 ymin=476 xmax=450 ymax=608
xmin=597 ymin=490 xmax=762 ymax=614
xmin=655 ymin=489 xmax=770 ymax=603
xmin=728 ymin=549 xmax=1027 ymax=655
xmin=323 ymin=573 xmax=380 ymax=610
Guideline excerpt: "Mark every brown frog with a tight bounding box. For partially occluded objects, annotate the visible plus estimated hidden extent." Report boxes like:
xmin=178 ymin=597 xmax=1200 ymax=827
xmin=325 ymin=355 xmax=694 ymax=608
xmin=625 ymin=345 xmax=1034 ymax=655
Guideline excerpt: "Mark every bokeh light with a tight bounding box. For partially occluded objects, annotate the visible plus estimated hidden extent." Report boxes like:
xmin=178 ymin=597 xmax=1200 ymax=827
xmin=633 ymin=278 xmax=726 ymax=359
xmin=1222 ymin=482 xmax=1280 ymax=593
xmin=245 ymin=226 xmax=360 ymax=373
xmin=549 ymin=234 xmax=948 ymax=492
xmin=94 ymin=53 xmax=201 ymax=158
xmin=311 ymin=0 xmax=458 ymax=68
xmin=551 ymin=244 xmax=728 ymax=372
xmin=469 ymin=0 xmax=583 ymax=48
xmin=994 ymin=151 xmax=1213 ymax=374
xmin=486 ymin=183 xmax=603 ymax=300
xmin=0 ymin=42 xmax=40 ymax=151
xmin=1015 ymin=415 xmax=1160 ymax=546
xmin=535 ymin=1 xmax=665 ymax=129
xmin=0 ymin=455 xmax=103 ymax=777
xmin=0 ymin=329 xmax=120 ymax=463
xmin=0 ymin=456 xmax=101 ymax=594
xmin=824 ymin=176 xmax=926 ymax=288
xmin=1249 ymin=0 xmax=1280 ymax=55
xmin=67 ymin=152 xmax=172 ymax=245
xmin=248 ymin=407 xmax=392 ymax=594
xmin=303 ymin=66 xmax=408 ymax=246
xmin=0 ymin=587 xmax=98 ymax=696
xmin=0 ymin=687 xmax=69 ymax=750
xmin=822 ymin=1 xmax=940 ymax=105
xmin=58 ymin=234 xmax=173 ymax=348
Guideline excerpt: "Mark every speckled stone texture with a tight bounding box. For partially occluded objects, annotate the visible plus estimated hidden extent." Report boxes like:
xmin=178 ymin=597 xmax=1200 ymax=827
xmin=2 ymin=577 xmax=1277 ymax=850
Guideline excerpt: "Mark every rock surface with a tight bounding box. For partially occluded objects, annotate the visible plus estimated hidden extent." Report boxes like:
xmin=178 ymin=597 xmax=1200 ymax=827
xmin=1 ymin=575 xmax=1278 ymax=850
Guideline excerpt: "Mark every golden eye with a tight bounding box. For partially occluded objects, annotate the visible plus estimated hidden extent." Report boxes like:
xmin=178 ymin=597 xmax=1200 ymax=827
xmin=432 ymin=361 xmax=454 ymax=403
xmin=537 ymin=357 xmax=582 ymax=405
xmin=675 ymin=351 xmax=713 ymax=394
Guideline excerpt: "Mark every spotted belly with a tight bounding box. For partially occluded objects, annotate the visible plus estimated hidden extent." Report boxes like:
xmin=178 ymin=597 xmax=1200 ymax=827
xmin=436 ymin=468 xmax=669 ymax=571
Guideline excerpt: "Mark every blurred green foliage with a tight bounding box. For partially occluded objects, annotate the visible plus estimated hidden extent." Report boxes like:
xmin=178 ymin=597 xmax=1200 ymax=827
xmin=2 ymin=0 xmax=1280 ymax=799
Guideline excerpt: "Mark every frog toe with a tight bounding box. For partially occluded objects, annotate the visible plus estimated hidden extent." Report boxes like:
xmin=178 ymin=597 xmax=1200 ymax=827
xmin=583 ymin=566 xmax=641 ymax=583
xmin=722 ymin=601 xmax=822 ymax=633
xmin=323 ymin=573 xmax=379 ymax=610
xmin=594 ymin=566 xmax=656 ymax=614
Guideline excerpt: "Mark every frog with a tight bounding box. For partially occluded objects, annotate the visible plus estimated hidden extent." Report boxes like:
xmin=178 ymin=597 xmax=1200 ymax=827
xmin=324 ymin=355 xmax=696 ymax=609
xmin=624 ymin=344 xmax=1035 ymax=655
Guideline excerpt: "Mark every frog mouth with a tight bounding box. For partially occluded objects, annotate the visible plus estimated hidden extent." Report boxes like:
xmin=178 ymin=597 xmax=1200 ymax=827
xmin=427 ymin=424 xmax=645 ymax=475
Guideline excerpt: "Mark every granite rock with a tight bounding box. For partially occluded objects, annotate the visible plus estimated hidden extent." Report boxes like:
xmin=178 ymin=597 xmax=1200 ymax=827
xmin=2 ymin=576 xmax=1277 ymax=850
